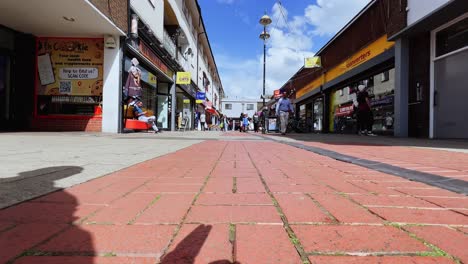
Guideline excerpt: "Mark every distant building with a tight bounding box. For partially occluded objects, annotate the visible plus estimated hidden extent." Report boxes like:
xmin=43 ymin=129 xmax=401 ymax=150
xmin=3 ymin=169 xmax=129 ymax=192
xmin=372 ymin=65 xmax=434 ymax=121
xmin=221 ymin=98 xmax=263 ymax=119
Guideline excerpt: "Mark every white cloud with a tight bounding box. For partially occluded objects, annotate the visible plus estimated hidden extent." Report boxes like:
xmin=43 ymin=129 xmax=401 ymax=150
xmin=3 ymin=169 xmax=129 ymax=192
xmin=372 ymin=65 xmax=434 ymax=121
xmin=217 ymin=0 xmax=235 ymax=4
xmin=219 ymin=1 xmax=369 ymax=99
xmin=305 ymin=0 xmax=370 ymax=36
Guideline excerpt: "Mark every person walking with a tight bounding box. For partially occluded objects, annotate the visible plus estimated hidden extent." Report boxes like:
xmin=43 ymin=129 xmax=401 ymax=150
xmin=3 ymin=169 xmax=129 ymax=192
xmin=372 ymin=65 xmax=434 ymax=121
xmin=239 ymin=113 xmax=244 ymax=132
xmin=242 ymin=114 xmax=249 ymax=132
xmin=356 ymin=84 xmax=376 ymax=136
xmin=253 ymin=112 xmax=260 ymax=133
xmin=200 ymin=112 xmax=206 ymax=131
xmin=276 ymin=91 xmax=294 ymax=135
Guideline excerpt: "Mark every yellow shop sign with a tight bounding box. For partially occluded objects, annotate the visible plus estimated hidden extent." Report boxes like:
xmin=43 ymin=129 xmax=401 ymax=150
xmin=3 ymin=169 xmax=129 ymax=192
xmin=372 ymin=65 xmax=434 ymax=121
xmin=176 ymin=72 xmax=191 ymax=85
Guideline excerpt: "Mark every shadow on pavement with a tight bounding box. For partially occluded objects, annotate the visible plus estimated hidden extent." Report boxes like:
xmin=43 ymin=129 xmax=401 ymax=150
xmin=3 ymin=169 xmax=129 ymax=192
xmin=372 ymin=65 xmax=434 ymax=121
xmin=0 ymin=166 xmax=95 ymax=264
xmin=0 ymin=166 xmax=84 ymax=209
xmin=161 ymin=224 xmax=239 ymax=264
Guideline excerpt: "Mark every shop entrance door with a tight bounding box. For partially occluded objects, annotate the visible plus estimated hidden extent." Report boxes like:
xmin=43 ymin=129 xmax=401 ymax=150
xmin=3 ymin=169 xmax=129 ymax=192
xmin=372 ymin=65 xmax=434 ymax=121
xmin=313 ymin=98 xmax=324 ymax=132
xmin=433 ymin=49 xmax=468 ymax=138
xmin=157 ymin=95 xmax=169 ymax=129
xmin=0 ymin=53 xmax=12 ymax=130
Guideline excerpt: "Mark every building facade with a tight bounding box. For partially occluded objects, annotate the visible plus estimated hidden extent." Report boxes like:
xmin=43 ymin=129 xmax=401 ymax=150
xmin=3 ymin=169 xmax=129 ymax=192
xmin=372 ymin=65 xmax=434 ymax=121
xmin=389 ymin=0 xmax=468 ymax=138
xmin=221 ymin=98 xmax=263 ymax=119
xmin=0 ymin=0 xmax=223 ymax=133
xmin=0 ymin=0 xmax=127 ymax=132
xmin=282 ymin=0 xmax=467 ymax=139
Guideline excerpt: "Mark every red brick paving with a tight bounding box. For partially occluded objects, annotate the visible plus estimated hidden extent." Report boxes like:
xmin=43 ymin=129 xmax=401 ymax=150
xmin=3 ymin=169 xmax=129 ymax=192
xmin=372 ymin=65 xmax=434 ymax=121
xmin=404 ymin=225 xmax=468 ymax=262
xmin=162 ymin=224 xmax=231 ymax=264
xmin=302 ymin=140 xmax=468 ymax=180
xmin=308 ymin=256 xmax=454 ymax=264
xmin=293 ymin=225 xmax=429 ymax=253
xmin=1 ymin=140 xmax=467 ymax=263
xmin=236 ymin=225 xmax=303 ymax=264
xmin=0 ymin=223 xmax=66 ymax=263
xmin=15 ymin=256 xmax=156 ymax=264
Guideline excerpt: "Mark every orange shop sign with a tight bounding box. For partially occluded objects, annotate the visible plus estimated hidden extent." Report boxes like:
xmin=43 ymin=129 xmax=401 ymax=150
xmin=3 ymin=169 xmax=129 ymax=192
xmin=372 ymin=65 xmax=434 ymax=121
xmin=139 ymin=42 xmax=173 ymax=77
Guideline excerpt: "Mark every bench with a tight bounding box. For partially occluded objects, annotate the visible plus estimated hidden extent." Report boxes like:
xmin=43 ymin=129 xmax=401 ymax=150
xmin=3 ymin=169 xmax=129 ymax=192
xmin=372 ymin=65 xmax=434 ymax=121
xmin=125 ymin=119 xmax=150 ymax=130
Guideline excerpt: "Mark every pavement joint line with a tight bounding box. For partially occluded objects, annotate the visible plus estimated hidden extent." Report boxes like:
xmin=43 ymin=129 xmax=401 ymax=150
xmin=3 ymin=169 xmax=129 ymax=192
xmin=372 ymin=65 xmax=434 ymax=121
xmin=127 ymin=194 xmax=162 ymax=225
xmin=396 ymin=225 xmax=462 ymax=263
xmin=157 ymin=142 xmax=229 ymax=262
xmin=335 ymin=192 xmax=388 ymax=222
xmin=229 ymin=223 xmax=237 ymax=263
xmin=304 ymin=193 xmax=339 ymax=224
xmin=392 ymin=189 xmax=468 ymax=217
xmin=306 ymin=251 xmax=442 ymax=257
xmin=263 ymin=136 xmax=468 ymax=195
xmin=232 ymin=177 xmax=237 ymax=193
xmin=0 ymin=223 xmax=17 ymax=235
xmin=6 ymin=223 xmax=74 ymax=264
xmin=364 ymin=205 xmax=459 ymax=210
xmin=243 ymin=143 xmax=311 ymax=264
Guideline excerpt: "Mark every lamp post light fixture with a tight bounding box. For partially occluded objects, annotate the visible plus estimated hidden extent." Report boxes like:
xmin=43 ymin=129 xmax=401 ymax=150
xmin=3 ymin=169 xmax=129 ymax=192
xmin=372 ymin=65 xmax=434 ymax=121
xmin=259 ymin=14 xmax=271 ymax=134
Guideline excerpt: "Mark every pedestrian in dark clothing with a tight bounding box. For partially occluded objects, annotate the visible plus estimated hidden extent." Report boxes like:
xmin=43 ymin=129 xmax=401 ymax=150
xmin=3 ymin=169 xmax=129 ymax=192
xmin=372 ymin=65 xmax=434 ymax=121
xmin=253 ymin=112 xmax=260 ymax=133
xmin=356 ymin=85 xmax=375 ymax=136
xmin=239 ymin=113 xmax=244 ymax=132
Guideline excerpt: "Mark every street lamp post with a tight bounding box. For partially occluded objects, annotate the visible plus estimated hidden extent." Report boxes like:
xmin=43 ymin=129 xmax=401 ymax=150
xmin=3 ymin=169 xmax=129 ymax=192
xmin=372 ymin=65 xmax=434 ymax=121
xmin=259 ymin=14 xmax=272 ymax=134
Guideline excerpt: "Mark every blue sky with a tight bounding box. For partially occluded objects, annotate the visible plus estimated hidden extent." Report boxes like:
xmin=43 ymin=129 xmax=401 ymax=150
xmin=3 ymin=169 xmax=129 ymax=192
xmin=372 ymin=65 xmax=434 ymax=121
xmin=198 ymin=0 xmax=370 ymax=99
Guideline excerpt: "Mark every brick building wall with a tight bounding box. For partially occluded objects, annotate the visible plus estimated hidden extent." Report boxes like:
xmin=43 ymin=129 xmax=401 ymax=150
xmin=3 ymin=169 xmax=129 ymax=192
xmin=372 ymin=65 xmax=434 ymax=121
xmin=89 ymin=0 xmax=128 ymax=33
xmin=31 ymin=118 xmax=103 ymax=132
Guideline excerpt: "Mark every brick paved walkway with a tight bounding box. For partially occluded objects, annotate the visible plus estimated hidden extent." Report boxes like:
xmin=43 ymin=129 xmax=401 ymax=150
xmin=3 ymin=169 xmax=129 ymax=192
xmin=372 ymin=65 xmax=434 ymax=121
xmin=1 ymin=137 xmax=467 ymax=263
xmin=300 ymin=141 xmax=468 ymax=180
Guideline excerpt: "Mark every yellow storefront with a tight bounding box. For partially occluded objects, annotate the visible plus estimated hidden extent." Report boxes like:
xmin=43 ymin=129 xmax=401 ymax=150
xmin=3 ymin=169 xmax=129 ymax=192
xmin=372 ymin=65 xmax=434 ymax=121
xmin=295 ymin=35 xmax=396 ymax=135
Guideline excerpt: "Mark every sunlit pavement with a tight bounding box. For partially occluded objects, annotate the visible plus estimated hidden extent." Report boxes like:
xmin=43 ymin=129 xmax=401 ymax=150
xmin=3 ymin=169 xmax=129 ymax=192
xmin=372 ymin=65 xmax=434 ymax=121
xmin=0 ymin=131 xmax=467 ymax=263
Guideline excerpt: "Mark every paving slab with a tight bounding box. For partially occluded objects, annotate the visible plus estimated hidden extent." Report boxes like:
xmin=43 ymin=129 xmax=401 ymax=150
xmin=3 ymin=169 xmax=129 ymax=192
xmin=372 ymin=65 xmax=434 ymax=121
xmin=37 ymin=224 xmax=176 ymax=256
xmin=293 ymin=225 xmax=429 ymax=254
xmin=307 ymin=256 xmax=454 ymax=264
xmin=161 ymin=224 xmax=232 ymax=264
xmin=15 ymin=256 xmax=156 ymax=264
xmin=405 ymin=225 xmax=468 ymax=262
xmin=236 ymin=224 xmax=303 ymax=264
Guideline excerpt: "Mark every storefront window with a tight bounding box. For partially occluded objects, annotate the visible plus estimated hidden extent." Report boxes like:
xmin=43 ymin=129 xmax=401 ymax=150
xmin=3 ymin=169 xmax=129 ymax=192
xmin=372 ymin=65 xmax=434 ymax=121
xmin=123 ymin=56 xmax=158 ymax=118
xmin=436 ymin=17 xmax=468 ymax=57
xmin=330 ymin=68 xmax=395 ymax=134
xmin=36 ymin=38 xmax=104 ymax=116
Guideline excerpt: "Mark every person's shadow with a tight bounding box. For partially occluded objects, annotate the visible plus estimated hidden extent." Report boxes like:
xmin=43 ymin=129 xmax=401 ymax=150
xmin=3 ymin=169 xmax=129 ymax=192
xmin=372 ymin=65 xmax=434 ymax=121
xmin=0 ymin=166 xmax=95 ymax=264
xmin=161 ymin=224 xmax=240 ymax=264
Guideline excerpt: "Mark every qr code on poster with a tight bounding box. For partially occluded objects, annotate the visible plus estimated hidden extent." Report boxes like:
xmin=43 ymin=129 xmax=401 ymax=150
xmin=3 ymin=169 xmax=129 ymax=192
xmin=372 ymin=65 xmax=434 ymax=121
xmin=59 ymin=81 xmax=72 ymax=94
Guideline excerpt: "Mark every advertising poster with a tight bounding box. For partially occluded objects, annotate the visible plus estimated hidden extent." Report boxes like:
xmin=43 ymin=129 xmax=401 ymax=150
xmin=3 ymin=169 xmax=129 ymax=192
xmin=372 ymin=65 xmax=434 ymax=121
xmin=36 ymin=38 xmax=104 ymax=96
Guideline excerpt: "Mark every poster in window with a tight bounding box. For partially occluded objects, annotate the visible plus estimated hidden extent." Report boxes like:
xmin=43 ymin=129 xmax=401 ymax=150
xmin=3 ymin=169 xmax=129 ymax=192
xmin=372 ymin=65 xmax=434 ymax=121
xmin=36 ymin=38 xmax=104 ymax=96
xmin=37 ymin=53 xmax=55 ymax=85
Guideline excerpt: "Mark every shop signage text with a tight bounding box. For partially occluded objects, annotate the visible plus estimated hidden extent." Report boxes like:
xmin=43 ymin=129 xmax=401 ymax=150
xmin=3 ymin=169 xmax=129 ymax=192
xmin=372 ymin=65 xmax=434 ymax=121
xmin=345 ymin=50 xmax=371 ymax=69
xmin=296 ymin=35 xmax=394 ymax=100
xmin=176 ymin=72 xmax=191 ymax=85
xmin=139 ymin=42 xmax=173 ymax=77
xmin=59 ymin=68 xmax=98 ymax=79
xmin=196 ymin=92 xmax=206 ymax=100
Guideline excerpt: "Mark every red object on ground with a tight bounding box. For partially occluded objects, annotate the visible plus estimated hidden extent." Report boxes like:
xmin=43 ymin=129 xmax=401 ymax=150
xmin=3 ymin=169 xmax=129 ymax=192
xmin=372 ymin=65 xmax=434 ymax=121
xmin=125 ymin=119 xmax=150 ymax=130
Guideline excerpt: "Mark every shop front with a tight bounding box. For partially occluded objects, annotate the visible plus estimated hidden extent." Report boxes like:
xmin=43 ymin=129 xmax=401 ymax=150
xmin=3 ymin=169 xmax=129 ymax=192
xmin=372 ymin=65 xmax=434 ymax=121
xmin=176 ymin=83 xmax=197 ymax=130
xmin=0 ymin=0 xmax=126 ymax=132
xmin=124 ymin=38 xmax=175 ymax=131
xmin=329 ymin=68 xmax=395 ymax=135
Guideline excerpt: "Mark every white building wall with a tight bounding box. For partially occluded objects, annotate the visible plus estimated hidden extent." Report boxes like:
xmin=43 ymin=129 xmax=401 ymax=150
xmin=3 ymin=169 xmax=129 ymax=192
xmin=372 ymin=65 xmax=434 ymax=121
xmin=130 ymin=0 xmax=164 ymax=42
xmin=168 ymin=0 xmax=219 ymax=107
xmin=407 ymin=0 xmax=450 ymax=26
xmin=222 ymin=100 xmax=261 ymax=118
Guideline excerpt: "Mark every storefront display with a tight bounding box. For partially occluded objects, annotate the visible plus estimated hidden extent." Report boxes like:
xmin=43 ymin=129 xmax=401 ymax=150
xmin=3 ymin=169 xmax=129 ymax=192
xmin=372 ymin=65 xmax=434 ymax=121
xmin=36 ymin=38 xmax=104 ymax=116
xmin=329 ymin=68 xmax=395 ymax=134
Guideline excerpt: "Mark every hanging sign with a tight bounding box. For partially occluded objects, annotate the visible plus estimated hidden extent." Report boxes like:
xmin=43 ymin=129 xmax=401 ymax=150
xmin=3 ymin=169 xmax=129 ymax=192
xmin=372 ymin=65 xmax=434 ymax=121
xmin=176 ymin=72 xmax=191 ymax=85
xmin=196 ymin=92 xmax=206 ymax=100
xmin=304 ymin=56 xmax=321 ymax=68
xmin=183 ymin=99 xmax=191 ymax=104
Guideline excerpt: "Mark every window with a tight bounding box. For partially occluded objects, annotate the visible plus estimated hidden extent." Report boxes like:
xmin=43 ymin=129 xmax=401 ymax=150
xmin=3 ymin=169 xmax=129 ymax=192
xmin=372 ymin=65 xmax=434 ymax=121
xmin=225 ymin=103 xmax=232 ymax=110
xmin=246 ymin=104 xmax=254 ymax=110
xmin=436 ymin=17 xmax=468 ymax=57
xmin=381 ymin=71 xmax=390 ymax=82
